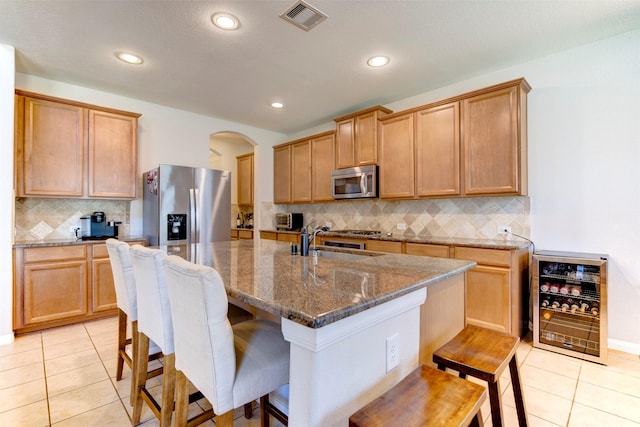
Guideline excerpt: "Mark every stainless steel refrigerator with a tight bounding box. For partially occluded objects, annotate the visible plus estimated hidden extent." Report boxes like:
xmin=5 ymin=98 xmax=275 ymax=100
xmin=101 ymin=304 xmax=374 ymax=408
xmin=143 ymin=164 xmax=231 ymax=246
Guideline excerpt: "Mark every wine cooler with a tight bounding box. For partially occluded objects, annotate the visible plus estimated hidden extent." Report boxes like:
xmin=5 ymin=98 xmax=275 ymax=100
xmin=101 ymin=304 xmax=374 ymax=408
xmin=532 ymin=250 xmax=608 ymax=364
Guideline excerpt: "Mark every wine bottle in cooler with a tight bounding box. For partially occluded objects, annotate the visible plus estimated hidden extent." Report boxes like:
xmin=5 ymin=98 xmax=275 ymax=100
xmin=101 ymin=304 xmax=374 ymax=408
xmin=567 ymin=298 xmax=580 ymax=314
xmin=560 ymin=298 xmax=570 ymax=312
xmin=541 ymin=297 xmax=551 ymax=308
xmin=578 ymin=300 xmax=590 ymax=314
xmin=590 ymin=301 xmax=600 ymax=317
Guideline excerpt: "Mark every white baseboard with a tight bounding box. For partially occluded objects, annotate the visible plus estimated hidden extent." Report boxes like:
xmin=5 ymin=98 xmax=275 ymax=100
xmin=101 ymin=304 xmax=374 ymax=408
xmin=609 ymin=338 xmax=640 ymax=356
xmin=0 ymin=332 xmax=15 ymax=346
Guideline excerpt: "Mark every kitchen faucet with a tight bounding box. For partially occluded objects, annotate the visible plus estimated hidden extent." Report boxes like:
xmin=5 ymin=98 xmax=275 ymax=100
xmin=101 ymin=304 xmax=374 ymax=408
xmin=311 ymin=225 xmax=330 ymax=251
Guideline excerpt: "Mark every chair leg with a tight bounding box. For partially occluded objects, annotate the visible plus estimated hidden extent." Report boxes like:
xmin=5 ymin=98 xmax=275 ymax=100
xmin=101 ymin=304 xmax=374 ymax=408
xmin=160 ymin=353 xmax=176 ymax=427
xmin=509 ymin=355 xmax=529 ymax=426
xmin=116 ymin=309 xmax=127 ymax=381
xmin=469 ymin=412 xmax=482 ymax=427
xmin=260 ymin=395 xmax=271 ymax=427
xmin=244 ymin=401 xmax=254 ymax=419
xmin=174 ymin=370 xmax=190 ymax=427
xmin=488 ymin=381 xmax=504 ymax=427
xmin=216 ymin=410 xmax=234 ymax=427
xmin=129 ymin=320 xmax=139 ymax=407
xmin=132 ymin=331 xmax=150 ymax=425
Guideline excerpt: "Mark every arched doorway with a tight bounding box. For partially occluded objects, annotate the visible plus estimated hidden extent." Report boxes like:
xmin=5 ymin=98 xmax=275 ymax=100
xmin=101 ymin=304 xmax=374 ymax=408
xmin=210 ymin=131 xmax=255 ymax=232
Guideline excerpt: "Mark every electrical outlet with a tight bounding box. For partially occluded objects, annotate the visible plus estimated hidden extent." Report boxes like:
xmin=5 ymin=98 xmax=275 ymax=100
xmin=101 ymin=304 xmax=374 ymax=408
xmin=397 ymin=223 xmax=407 ymax=231
xmin=497 ymin=225 xmax=511 ymax=235
xmin=386 ymin=333 xmax=399 ymax=372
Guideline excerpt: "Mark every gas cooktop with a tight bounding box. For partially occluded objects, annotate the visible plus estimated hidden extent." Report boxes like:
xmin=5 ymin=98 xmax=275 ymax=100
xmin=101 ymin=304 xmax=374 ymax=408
xmin=332 ymin=229 xmax=381 ymax=236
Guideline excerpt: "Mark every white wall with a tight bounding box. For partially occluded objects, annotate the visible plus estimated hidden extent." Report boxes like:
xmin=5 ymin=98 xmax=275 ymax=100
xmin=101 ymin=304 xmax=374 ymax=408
xmin=210 ymin=133 xmax=254 ymax=206
xmin=0 ymin=45 xmax=15 ymax=344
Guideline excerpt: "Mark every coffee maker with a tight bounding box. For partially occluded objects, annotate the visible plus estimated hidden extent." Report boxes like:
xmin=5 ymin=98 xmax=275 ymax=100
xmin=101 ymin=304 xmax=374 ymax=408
xmin=79 ymin=211 xmax=120 ymax=240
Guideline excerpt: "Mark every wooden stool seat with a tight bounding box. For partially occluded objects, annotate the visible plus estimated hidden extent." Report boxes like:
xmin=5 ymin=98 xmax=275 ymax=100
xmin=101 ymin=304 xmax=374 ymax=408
xmin=433 ymin=325 xmax=528 ymax=427
xmin=349 ymin=365 xmax=487 ymax=427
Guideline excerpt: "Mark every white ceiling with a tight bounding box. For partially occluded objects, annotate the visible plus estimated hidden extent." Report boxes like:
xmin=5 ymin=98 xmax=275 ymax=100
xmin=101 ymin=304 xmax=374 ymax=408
xmin=2 ymin=0 xmax=640 ymax=135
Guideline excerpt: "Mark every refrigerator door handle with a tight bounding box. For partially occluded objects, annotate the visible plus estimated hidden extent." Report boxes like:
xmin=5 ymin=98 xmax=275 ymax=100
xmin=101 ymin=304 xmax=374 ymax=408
xmin=189 ymin=188 xmax=198 ymax=243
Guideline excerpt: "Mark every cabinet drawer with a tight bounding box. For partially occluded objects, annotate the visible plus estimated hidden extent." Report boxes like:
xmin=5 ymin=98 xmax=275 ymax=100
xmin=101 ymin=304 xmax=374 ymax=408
xmin=238 ymin=230 xmax=253 ymax=240
xmin=367 ymin=240 xmax=402 ymax=254
xmin=454 ymin=246 xmax=511 ymax=267
xmin=260 ymin=231 xmax=277 ymax=240
xmin=277 ymin=233 xmax=299 ymax=244
xmin=405 ymin=243 xmax=450 ymax=258
xmin=24 ymin=245 xmax=87 ymax=263
xmin=92 ymin=243 xmax=109 ymax=259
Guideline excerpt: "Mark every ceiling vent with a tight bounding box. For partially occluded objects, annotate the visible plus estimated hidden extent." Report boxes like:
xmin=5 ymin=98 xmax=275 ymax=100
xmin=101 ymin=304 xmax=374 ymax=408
xmin=280 ymin=1 xmax=328 ymax=31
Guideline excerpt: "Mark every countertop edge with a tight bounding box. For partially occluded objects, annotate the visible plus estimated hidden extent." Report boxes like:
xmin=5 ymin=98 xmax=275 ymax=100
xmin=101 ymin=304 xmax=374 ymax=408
xmin=259 ymin=229 xmax=531 ymax=250
xmin=13 ymin=236 xmax=146 ymax=248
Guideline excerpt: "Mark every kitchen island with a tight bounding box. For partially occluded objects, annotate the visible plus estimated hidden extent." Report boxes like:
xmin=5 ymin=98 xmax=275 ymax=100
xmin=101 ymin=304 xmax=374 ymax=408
xmin=162 ymin=239 xmax=476 ymax=427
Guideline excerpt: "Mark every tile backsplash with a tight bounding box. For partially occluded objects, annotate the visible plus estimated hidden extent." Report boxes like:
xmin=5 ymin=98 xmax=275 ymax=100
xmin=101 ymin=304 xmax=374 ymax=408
xmin=15 ymin=196 xmax=530 ymax=242
xmin=260 ymin=196 xmax=530 ymax=240
xmin=15 ymin=198 xmax=130 ymax=241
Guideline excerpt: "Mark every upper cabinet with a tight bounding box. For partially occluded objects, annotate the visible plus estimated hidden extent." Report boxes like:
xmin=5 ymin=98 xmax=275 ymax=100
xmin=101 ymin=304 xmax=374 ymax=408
xmin=273 ymin=144 xmax=292 ymax=204
xmin=311 ymin=132 xmax=335 ymax=202
xmin=462 ymin=80 xmax=529 ymax=195
xmin=379 ymin=112 xmax=415 ymax=199
xmin=236 ymin=152 xmax=254 ymax=207
xmin=15 ymin=90 xmax=140 ymax=199
xmin=273 ymin=131 xmax=335 ymax=204
xmin=334 ymin=106 xmax=392 ymax=169
xmin=378 ymin=78 xmax=529 ymax=200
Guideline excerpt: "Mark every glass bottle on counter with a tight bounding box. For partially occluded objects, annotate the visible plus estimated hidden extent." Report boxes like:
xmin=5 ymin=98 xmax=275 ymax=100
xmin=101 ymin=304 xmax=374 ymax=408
xmin=236 ymin=213 xmax=242 ymax=228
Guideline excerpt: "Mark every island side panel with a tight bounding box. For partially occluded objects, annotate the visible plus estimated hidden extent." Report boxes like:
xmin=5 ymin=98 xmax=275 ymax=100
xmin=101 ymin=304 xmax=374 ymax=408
xmin=281 ymin=289 xmax=425 ymax=427
xmin=419 ymin=273 xmax=466 ymax=366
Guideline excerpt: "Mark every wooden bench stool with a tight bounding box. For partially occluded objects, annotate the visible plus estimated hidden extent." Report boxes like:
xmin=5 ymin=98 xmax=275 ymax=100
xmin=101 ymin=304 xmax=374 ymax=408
xmin=349 ymin=365 xmax=487 ymax=427
xmin=432 ymin=325 xmax=528 ymax=427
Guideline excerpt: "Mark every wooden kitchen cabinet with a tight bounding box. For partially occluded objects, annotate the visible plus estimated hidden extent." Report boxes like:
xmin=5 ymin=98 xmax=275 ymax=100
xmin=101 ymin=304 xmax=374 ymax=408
xmin=461 ymin=80 xmax=530 ymax=195
xmin=274 ymin=130 xmax=336 ymax=204
xmin=91 ymin=243 xmax=117 ymax=313
xmin=273 ymin=144 xmax=292 ymax=204
xmin=405 ymin=242 xmax=451 ymax=258
xmin=13 ymin=240 xmax=145 ymax=334
xmin=87 ymin=109 xmax=137 ymax=198
xmin=291 ymin=140 xmax=312 ymax=203
xmin=15 ymin=96 xmax=85 ymax=197
xmin=415 ymin=101 xmax=461 ymax=197
xmin=15 ymin=246 xmax=88 ymax=329
xmin=379 ymin=112 xmax=415 ymax=199
xmin=311 ymin=131 xmax=336 ymax=202
xmin=237 ymin=152 xmax=254 ymax=206
xmin=334 ymin=106 xmax=392 ymax=168
xmin=453 ymin=246 xmax=530 ymax=337
xmin=366 ymin=239 xmax=403 ymax=253
xmin=15 ymin=90 xmax=140 ymax=199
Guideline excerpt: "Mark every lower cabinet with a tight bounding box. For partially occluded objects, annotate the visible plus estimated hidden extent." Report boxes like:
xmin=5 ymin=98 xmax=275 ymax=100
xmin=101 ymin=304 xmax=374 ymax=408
xmin=19 ymin=246 xmax=89 ymax=327
xmin=453 ymin=246 xmax=530 ymax=337
xmin=13 ymin=240 xmax=144 ymax=334
xmin=91 ymin=243 xmax=118 ymax=313
xmin=231 ymin=229 xmax=254 ymax=240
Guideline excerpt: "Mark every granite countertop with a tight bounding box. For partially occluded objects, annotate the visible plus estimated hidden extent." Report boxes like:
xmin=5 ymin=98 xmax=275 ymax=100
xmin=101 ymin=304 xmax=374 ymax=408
xmin=261 ymin=229 xmax=531 ymax=250
xmin=160 ymin=239 xmax=476 ymax=329
xmin=13 ymin=236 xmax=146 ymax=248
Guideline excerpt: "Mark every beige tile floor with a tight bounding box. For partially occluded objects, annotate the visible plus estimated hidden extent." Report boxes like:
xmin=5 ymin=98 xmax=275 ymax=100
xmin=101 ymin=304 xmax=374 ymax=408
xmin=0 ymin=316 xmax=638 ymax=426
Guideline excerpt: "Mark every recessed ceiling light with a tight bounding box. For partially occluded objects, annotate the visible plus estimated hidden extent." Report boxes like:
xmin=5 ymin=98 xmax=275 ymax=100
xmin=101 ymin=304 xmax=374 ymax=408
xmin=116 ymin=52 xmax=143 ymax=65
xmin=212 ymin=12 xmax=240 ymax=30
xmin=271 ymin=102 xmax=284 ymax=109
xmin=367 ymin=56 xmax=390 ymax=67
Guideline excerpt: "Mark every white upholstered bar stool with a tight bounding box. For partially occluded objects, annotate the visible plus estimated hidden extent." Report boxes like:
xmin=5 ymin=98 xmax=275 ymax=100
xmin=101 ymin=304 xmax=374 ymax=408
xmin=105 ymin=239 xmax=163 ymax=406
xmin=129 ymin=245 xmax=210 ymax=427
xmin=164 ymin=254 xmax=290 ymax=427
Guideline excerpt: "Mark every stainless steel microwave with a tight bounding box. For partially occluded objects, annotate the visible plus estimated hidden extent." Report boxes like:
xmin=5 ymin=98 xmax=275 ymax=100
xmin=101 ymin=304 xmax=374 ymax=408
xmin=331 ymin=165 xmax=378 ymax=200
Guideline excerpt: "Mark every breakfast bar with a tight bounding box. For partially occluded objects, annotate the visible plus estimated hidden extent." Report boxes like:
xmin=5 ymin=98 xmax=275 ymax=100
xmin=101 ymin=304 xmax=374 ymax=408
xmin=162 ymin=239 xmax=476 ymax=427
